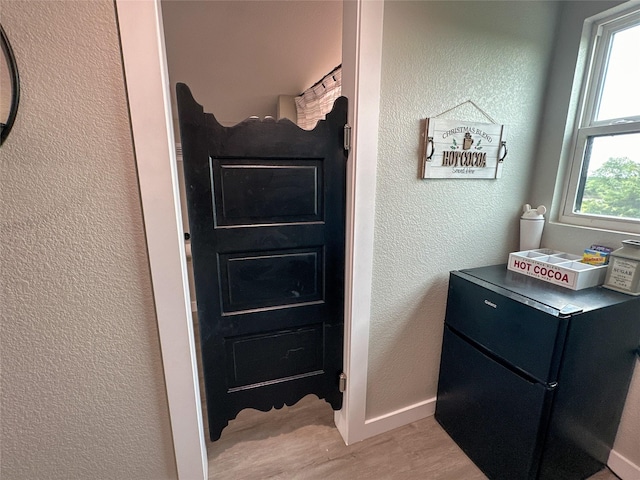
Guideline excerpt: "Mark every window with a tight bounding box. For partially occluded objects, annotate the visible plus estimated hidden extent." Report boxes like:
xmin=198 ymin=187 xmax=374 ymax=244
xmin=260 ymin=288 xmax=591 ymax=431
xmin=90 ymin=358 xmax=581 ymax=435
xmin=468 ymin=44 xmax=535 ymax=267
xmin=561 ymin=8 xmax=640 ymax=233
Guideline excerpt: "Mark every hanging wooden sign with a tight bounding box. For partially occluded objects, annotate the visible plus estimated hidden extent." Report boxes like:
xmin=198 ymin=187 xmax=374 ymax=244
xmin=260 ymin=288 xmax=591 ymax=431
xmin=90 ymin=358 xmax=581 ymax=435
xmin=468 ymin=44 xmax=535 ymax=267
xmin=421 ymin=118 xmax=507 ymax=179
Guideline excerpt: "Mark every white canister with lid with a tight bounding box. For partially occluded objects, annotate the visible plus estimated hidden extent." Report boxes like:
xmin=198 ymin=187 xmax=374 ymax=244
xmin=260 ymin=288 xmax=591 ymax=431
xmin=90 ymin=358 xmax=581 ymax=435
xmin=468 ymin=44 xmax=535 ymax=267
xmin=604 ymin=240 xmax=640 ymax=295
xmin=520 ymin=204 xmax=546 ymax=250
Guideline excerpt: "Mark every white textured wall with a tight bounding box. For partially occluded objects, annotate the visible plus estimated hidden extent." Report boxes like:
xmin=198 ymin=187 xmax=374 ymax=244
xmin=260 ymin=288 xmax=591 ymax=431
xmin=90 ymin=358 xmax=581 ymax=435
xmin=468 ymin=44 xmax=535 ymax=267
xmin=161 ymin=0 xmax=342 ymax=128
xmin=367 ymin=1 xmax=559 ymax=419
xmin=0 ymin=2 xmax=177 ymax=479
xmin=529 ymin=0 xmax=640 ymax=468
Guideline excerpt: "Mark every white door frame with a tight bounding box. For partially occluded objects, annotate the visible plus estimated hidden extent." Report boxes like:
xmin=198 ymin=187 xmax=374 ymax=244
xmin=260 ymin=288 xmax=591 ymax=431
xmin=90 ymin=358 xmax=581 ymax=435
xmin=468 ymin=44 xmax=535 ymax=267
xmin=116 ymin=1 xmax=383 ymax=478
xmin=335 ymin=0 xmax=384 ymax=444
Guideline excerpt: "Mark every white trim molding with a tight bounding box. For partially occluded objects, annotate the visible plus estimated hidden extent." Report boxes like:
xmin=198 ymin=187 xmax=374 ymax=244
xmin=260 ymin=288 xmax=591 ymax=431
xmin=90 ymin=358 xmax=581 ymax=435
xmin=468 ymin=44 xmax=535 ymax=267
xmin=334 ymin=0 xmax=385 ymax=445
xmin=609 ymin=449 xmax=640 ymax=480
xmin=363 ymin=398 xmax=436 ymax=440
xmin=115 ymin=1 xmax=208 ymax=479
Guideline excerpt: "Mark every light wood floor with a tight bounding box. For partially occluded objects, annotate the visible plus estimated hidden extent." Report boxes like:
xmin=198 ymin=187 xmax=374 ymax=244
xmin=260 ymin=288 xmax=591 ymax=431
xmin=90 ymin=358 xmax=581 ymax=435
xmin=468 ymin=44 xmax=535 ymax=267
xmin=205 ymin=395 xmax=620 ymax=480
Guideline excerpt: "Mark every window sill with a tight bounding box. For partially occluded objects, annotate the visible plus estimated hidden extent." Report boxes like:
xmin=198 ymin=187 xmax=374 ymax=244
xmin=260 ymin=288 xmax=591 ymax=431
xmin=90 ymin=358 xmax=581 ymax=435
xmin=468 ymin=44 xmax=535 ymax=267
xmin=548 ymin=216 xmax=640 ymax=238
xmin=556 ymin=213 xmax=640 ymax=236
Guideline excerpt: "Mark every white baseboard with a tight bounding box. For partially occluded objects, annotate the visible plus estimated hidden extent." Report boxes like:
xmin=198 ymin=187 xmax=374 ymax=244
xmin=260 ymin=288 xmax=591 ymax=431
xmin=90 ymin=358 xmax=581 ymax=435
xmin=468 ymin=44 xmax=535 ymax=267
xmin=608 ymin=449 xmax=640 ymax=480
xmin=361 ymin=397 xmax=437 ymax=440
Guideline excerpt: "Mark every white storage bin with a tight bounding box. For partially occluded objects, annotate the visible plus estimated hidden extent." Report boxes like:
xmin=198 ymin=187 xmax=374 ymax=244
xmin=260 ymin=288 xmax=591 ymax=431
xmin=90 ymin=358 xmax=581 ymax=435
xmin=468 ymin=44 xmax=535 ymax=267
xmin=508 ymin=249 xmax=607 ymax=290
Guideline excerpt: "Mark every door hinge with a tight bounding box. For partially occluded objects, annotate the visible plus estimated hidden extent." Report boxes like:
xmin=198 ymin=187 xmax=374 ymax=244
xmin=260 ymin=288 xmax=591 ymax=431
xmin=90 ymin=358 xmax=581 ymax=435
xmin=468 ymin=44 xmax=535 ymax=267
xmin=343 ymin=124 xmax=351 ymax=151
xmin=339 ymin=372 xmax=347 ymax=393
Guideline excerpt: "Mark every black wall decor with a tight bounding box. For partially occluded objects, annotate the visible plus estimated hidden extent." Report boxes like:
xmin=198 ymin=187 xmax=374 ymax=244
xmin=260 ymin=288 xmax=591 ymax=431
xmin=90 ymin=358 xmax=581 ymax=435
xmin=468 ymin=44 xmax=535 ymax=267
xmin=1 ymin=24 xmax=20 ymax=145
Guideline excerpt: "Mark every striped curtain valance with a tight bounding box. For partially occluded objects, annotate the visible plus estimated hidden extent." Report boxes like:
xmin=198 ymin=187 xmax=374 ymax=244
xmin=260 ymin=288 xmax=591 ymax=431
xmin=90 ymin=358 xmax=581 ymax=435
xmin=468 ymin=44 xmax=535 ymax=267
xmin=295 ymin=66 xmax=342 ymax=130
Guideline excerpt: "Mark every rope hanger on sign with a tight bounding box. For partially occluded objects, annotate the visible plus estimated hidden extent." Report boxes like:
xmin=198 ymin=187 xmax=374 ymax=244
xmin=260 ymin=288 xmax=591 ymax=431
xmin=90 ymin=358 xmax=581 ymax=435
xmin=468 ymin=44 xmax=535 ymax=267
xmin=433 ymin=99 xmax=498 ymax=124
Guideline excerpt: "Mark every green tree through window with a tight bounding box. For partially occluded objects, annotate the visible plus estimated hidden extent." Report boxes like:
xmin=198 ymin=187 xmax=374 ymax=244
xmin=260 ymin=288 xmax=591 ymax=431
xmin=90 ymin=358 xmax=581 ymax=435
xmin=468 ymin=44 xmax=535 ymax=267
xmin=579 ymin=157 xmax=640 ymax=219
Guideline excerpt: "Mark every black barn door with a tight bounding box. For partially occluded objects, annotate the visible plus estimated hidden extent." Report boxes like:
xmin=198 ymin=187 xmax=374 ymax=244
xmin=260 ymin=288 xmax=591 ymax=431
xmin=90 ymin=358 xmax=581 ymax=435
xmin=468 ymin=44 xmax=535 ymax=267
xmin=176 ymin=84 xmax=346 ymax=441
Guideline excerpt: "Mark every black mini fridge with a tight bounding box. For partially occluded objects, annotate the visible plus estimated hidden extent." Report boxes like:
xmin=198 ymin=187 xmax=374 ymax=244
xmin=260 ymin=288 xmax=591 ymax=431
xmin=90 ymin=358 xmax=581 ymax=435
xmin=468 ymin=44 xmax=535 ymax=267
xmin=435 ymin=264 xmax=640 ymax=480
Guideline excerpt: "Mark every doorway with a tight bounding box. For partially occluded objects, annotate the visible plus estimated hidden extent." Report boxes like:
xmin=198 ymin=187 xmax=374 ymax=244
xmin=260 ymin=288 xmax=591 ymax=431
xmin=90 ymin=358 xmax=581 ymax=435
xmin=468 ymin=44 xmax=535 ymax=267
xmin=163 ymin=0 xmax=344 ymax=443
xmin=116 ymin=1 xmax=384 ymax=478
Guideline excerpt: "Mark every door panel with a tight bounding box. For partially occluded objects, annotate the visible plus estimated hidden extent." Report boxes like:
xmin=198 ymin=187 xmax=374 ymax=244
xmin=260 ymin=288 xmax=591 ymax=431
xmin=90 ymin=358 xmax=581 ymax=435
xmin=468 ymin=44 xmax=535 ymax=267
xmin=225 ymin=325 xmax=324 ymax=388
xmin=446 ymin=273 xmax=567 ymax=383
xmin=177 ymin=83 xmax=346 ymax=441
xmin=215 ymin=162 xmax=323 ymax=224
xmin=220 ymin=248 xmax=323 ymax=312
xmin=436 ymin=326 xmax=555 ymax=480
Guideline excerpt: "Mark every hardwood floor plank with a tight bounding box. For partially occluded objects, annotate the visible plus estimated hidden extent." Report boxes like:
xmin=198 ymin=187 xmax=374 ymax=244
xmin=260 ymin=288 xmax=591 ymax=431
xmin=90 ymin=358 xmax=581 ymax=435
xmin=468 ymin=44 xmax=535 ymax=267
xmin=208 ymin=395 xmax=482 ymax=479
xmin=206 ymin=394 xmax=620 ymax=479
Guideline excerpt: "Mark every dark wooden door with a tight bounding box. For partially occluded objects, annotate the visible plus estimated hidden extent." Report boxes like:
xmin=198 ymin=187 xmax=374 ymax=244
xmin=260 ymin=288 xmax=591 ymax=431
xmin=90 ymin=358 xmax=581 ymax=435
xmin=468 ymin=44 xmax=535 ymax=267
xmin=176 ymin=83 xmax=346 ymax=441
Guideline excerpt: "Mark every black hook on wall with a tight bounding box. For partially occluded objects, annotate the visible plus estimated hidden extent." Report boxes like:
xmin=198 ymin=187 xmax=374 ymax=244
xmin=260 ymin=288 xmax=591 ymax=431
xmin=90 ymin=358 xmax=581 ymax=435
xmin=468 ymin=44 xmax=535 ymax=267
xmin=1 ymin=24 xmax=21 ymax=145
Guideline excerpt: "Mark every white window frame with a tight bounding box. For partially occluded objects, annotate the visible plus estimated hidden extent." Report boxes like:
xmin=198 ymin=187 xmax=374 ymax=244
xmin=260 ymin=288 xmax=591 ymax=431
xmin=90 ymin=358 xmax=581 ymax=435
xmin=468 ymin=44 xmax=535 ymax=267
xmin=560 ymin=5 xmax=640 ymax=234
